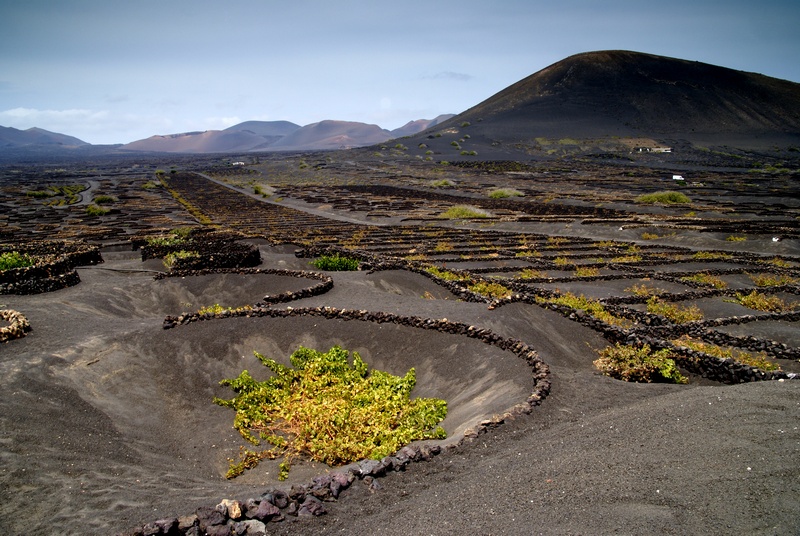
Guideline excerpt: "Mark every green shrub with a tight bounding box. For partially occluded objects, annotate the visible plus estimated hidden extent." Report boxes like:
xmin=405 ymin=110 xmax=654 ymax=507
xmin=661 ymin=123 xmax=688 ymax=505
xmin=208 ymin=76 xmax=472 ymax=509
xmin=635 ymin=191 xmax=691 ymax=204
xmin=593 ymin=343 xmax=687 ymax=384
xmin=214 ymin=346 xmax=447 ymax=479
xmin=311 ymin=254 xmax=360 ymax=271
xmin=692 ymin=251 xmax=732 ymax=260
xmin=680 ymin=273 xmax=728 ymax=289
xmin=439 ymin=205 xmax=491 ymax=219
xmin=26 ymin=189 xmax=55 ymax=198
xmin=488 ymin=188 xmax=524 ymax=199
xmin=163 ymin=250 xmax=199 ymax=269
xmin=85 ymin=204 xmax=111 ymax=216
xmin=468 ymin=280 xmax=512 ymax=299
xmin=646 ymin=297 xmax=703 ymax=323
xmin=671 ymin=336 xmax=780 ymax=371
xmin=424 ymin=266 xmax=467 ymax=281
xmin=732 ymin=290 xmax=796 ymax=312
xmin=574 ymin=266 xmax=600 ymax=277
xmin=430 ymin=179 xmax=455 ymax=188
xmin=0 ymin=251 xmax=35 ymax=271
xmin=536 ymin=292 xmax=631 ymax=327
xmin=747 ymin=273 xmax=797 ymax=287
xmin=93 ymin=195 xmax=117 ymax=205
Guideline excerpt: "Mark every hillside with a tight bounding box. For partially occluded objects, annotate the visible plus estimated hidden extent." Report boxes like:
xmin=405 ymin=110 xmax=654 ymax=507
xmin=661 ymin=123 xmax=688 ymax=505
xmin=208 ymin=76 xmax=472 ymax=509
xmin=390 ymin=114 xmax=455 ymax=137
xmin=265 ymin=120 xmax=393 ymax=151
xmin=408 ymin=50 xmax=800 ymax=156
xmin=0 ymin=126 xmax=88 ymax=148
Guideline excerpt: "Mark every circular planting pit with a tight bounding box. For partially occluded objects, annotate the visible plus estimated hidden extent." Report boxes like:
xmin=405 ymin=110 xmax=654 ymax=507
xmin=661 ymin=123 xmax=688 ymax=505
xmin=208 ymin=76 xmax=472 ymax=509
xmin=42 ymin=311 xmax=544 ymax=533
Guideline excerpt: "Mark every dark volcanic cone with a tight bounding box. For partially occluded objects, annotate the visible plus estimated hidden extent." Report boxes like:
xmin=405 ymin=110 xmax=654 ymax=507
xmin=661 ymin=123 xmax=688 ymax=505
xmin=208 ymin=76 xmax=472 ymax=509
xmin=423 ymin=50 xmax=800 ymax=149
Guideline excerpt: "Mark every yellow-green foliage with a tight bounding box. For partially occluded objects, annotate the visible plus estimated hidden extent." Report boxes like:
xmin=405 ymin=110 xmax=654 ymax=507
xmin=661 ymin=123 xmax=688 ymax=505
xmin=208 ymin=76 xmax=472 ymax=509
xmin=85 ymin=204 xmax=111 ymax=216
xmin=424 ymin=266 xmax=467 ymax=281
xmin=573 ymin=266 xmax=600 ymax=277
xmin=214 ymin=346 xmax=448 ymax=479
xmin=680 ymin=273 xmax=728 ymax=289
xmin=610 ymin=254 xmax=642 ymax=263
xmin=0 ymin=251 xmax=35 ymax=271
xmin=635 ymin=191 xmax=691 ymax=204
xmin=468 ymin=280 xmax=512 ymax=299
xmin=748 ymin=273 xmax=798 ymax=287
xmin=732 ymin=291 xmax=796 ymax=313
xmin=671 ymin=336 xmax=780 ymax=371
xmin=163 ymin=250 xmax=199 ymax=269
xmin=488 ymin=188 xmax=524 ymax=199
xmin=518 ymin=268 xmax=546 ymax=279
xmin=439 ymin=205 xmax=491 ymax=219
xmin=311 ymin=255 xmax=360 ymax=271
xmin=692 ymin=251 xmax=732 ymax=260
xmin=536 ymin=292 xmax=631 ymax=327
xmin=646 ymin=297 xmax=703 ymax=323
xmin=593 ymin=343 xmax=687 ymax=384
xmin=726 ymin=235 xmax=746 ymax=242
xmin=625 ymin=283 xmax=665 ymax=297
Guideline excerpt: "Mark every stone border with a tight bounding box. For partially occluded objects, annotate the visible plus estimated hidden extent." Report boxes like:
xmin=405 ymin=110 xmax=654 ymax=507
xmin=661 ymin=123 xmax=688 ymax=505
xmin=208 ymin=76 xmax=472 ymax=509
xmin=0 ymin=309 xmax=31 ymax=342
xmin=0 ymin=240 xmax=102 ymax=295
xmin=158 ymin=267 xmax=333 ymax=327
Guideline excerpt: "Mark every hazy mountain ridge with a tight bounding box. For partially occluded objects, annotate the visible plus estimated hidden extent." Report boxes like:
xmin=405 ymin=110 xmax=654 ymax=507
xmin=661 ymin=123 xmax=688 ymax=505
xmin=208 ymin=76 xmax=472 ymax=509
xmin=0 ymin=125 xmax=89 ymax=148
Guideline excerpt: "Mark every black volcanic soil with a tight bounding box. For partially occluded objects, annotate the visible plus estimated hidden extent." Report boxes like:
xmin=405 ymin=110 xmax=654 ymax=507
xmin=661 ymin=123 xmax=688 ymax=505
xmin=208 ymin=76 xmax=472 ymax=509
xmin=1 ymin=151 xmax=799 ymax=536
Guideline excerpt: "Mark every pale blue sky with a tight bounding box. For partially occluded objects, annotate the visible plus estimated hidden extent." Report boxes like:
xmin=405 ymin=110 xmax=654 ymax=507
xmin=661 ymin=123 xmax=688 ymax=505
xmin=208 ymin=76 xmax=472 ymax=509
xmin=1 ymin=0 xmax=798 ymax=144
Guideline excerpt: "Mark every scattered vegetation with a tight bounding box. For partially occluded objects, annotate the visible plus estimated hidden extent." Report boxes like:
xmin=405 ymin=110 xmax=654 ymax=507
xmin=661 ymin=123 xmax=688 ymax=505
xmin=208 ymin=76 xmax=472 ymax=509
xmin=92 ymin=195 xmax=117 ymax=205
xmin=730 ymin=290 xmax=797 ymax=313
xmin=536 ymin=292 xmax=631 ymax=327
xmin=680 ymin=273 xmax=728 ymax=289
xmin=311 ymin=254 xmax=360 ymax=271
xmin=163 ymin=250 xmax=199 ymax=269
xmin=518 ymin=268 xmax=546 ymax=279
xmin=214 ymin=346 xmax=448 ymax=479
xmin=593 ymin=343 xmax=688 ymax=384
xmin=671 ymin=336 xmax=780 ymax=371
xmin=468 ymin=280 xmax=512 ymax=299
xmin=573 ymin=266 xmax=600 ymax=277
xmin=635 ymin=191 xmax=691 ymax=204
xmin=726 ymin=235 xmax=746 ymax=242
xmin=423 ymin=266 xmax=467 ymax=282
xmin=0 ymin=251 xmax=35 ymax=271
xmin=625 ymin=283 xmax=665 ymax=297
xmin=439 ymin=205 xmax=491 ymax=219
xmin=488 ymin=188 xmax=524 ymax=199
xmin=430 ymin=179 xmax=455 ymax=188
xmin=692 ymin=251 xmax=733 ymax=260
xmin=26 ymin=184 xmax=87 ymax=205
xmin=85 ymin=204 xmax=111 ymax=216
xmin=646 ymin=297 xmax=703 ymax=323
xmin=748 ymin=272 xmax=797 ymax=287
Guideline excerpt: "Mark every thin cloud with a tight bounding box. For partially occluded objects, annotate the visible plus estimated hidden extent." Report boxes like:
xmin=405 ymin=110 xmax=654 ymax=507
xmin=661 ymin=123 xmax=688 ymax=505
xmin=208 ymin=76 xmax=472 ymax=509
xmin=425 ymin=71 xmax=474 ymax=82
xmin=0 ymin=107 xmax=108 ymax=127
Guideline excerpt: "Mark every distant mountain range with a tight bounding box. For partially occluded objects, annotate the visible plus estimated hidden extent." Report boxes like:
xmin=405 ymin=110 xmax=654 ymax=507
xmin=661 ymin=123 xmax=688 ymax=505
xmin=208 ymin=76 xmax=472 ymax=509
xmin=4 ymin=50 xmax=799 ymax=155
xmin=0 ymin=125 xmax=89 ymax=148
xmin=118 ymin=115 xmax=455 ymax=153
